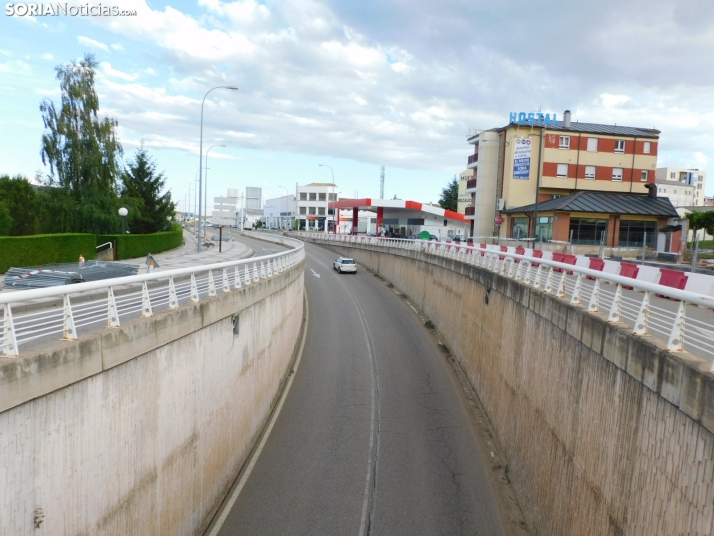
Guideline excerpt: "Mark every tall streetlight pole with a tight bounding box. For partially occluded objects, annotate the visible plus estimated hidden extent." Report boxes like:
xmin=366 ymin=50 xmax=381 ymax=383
xmin=319 ymin=164 xmax=335 ymax=234
xmin=204 ymin=144 xmax=226 ymax=232
xmin=279 ymin=186 xmax=289 ymax=230
xmin=198 ymin=86 xmax=238 ymax=252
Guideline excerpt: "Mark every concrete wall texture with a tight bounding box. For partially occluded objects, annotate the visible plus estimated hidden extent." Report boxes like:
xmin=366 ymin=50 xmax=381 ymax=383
xmin=310 ymin=237 xmax=714 ymax=536
xmin=0 ymin=260 xmax=304 ymax=535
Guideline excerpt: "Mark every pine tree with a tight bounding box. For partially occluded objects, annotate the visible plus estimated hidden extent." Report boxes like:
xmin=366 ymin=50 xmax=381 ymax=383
xmin=439 ymin=175 xmax=459 ymax=211
xmin=121 ymin=146 xmax=175 ymax=234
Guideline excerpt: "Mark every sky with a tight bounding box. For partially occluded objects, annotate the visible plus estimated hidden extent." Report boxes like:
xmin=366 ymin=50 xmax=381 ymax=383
xmin=2 ymin=0 xmax=714 ymax=213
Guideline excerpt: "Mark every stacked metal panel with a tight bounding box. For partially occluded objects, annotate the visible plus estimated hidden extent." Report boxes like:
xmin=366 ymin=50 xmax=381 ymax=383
xmin=3 ymin=261 xmax=140 ymax=289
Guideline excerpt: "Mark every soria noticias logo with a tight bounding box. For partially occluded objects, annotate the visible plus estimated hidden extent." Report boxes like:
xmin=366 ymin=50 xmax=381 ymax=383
xmin=5 ymin=3 xmax=137 ymax=16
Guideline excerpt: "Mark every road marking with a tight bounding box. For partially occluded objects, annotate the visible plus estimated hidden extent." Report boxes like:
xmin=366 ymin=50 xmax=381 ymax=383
xmin=310 ymin=269 xmax=321 ymax=278
xmin=206 ymin=291 xmax=310 ymax=536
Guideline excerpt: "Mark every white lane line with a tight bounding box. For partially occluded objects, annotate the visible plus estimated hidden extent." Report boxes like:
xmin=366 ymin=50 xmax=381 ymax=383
xmin=206 ymin=291 xmax=310 ymax=536
xmin=311 ymin=269 xmax=321 ymax=278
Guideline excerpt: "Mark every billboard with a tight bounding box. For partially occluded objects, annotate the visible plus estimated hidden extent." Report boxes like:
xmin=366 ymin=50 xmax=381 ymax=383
xmin=513 ymin=137 xmax=532 ymax=180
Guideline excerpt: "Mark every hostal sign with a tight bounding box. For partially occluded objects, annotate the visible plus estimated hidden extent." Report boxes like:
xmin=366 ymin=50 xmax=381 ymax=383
xmin=509 ymin=112 xmax=557 ymax=125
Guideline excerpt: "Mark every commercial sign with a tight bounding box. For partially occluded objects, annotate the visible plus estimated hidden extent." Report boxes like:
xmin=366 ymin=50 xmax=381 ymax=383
xmin=513 ymin=138 xmax=532 ymax=180
xmin=509 ymin=112 xmax=557 ymax=125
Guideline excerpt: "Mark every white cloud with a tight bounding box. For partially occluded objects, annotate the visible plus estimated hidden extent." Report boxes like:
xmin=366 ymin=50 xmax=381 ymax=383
xmin=40 ymin=53 xmax=53 ymax=60
xmin=78 ymin=36 xmax=109 ymax=51
xmin=144 ymin=68 xmax=157 ymax=76
xmin=100 ymin=62 xmax=138 ymax=81
xmin=111 ymin=43 xmax=124 ymax=51
xmin=0 ymin=60 xmax=31 ymax=73
xmin=35 ymin=88 xmax=61 ymax=96
xmin=0 ymin=50 xmax=11 ymax=57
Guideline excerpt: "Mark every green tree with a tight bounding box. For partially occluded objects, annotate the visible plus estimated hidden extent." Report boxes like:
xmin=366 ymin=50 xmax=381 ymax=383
xmin=0 ymin=202 xmax=12 ymax=236
xmin=439 ymin=175 xmax=459 ymax=211
xmin=686 ymin=210 xmax=714 ymax=239
xmin=39 ymin=53 xmax=123 ymax=234
xmin=120 ymin=146 xmax=175 ymax=234
xmin=0 ymin=175 xmax=39 ymax=235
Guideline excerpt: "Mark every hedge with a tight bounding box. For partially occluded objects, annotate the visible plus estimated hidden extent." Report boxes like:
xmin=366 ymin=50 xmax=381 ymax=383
xmin=98 ymin=225 xmax=183 ymax=260
xmin=0 ymin=233 xmax=97 ymax=273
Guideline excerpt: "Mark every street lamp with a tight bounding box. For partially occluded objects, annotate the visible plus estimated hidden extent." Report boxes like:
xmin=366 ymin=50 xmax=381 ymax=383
xmin=118 ymin=207 xmax=128 ymax=234
xmin=204 ymin=144 xmax=226 ymax=231
xmin=279 ymin=186 xmax=289 ymax=230
xmin=319 ymin=164 xmax=335 ymax=234
xmin=198 ymin=85 xmax=238 ymax=252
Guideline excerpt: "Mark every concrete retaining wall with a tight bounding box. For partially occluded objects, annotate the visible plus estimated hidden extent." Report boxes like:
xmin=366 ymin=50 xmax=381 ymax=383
xmin=309 ymin=237 xmax=714 ymax=536
xmin=0 ymin=260 xmax=305 ymax=535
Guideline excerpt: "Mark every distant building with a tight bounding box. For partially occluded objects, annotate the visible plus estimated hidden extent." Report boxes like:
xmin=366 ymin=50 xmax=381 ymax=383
xmin=457 ymin=169 xmax=473 ymax=215
xmin=465 ymin=110 xmax=660 ymax=239
xmin=264 ymin=183 xmax=338 ymax=231
xmin=655 ymin=167 xmax=706 ymax=207
xmin=705 ymin=197 xmax=714 ymax=207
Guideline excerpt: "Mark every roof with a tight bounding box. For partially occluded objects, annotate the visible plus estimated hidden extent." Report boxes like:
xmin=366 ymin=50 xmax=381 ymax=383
xmin=329 ymin=198 xmax=468 ymax=222
xmin=503 ymin=191 xmax=679 ymax=218
xmin=468 ymin=121 xmax=660 ymax=142
xmin=304 ymin=182 xmax=337 ymax=187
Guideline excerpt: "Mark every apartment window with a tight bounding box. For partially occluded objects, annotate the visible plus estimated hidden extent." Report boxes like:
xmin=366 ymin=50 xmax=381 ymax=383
xmin=679 ymin=172 xmax=687 ymax=182
xmin=299 ymin=206 xmax=307 ymax=215
xmin=698 ymin=184 xmax=703 ymax=189
xmin=673 ymin=190 xmax=677 ymax=195
xmin=587 ymin=137 xmax=598 ymax=152
xmin=612 ymin=168 xmax=623 ymax=181
xmin=511 ymin=217 xmax=528 ymax=240
xmin=670 ymin=172 xmax=676 ymax=179
xmin=308 ymin=206 xmax=316 ymax=215
xmin=699 ymin=175 xmax=704 ymax=182
xmin=615 ymin=140 xmax=625 ymax=153
xmin=584 ymin=166 xmax=596 ymax=179
xmin=318 ymin=207 xmax=326 ymax=215
xmin=640 ymin=170 xmax=648 ymax=182
xmin=559 ymin=136 xmax=570 ymax=149
xmin=318 ymin=193 xmax=326 ymax=201
xmin=556 ymin=164 xmax=568 ymax=177
xmin=643 ymin=141 xmax=651 ymax=154
xmin=300 ymin=192 xmax=307 ymax=201
xmin=309 ymin=193 xmax=317 ymax=201
xmin=662 ymin=188 xmax=666 ymax=193
xmin=328 ymin=193 xmax=337 ymax=201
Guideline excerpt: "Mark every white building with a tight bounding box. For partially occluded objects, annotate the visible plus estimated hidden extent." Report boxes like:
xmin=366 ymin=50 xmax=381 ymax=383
xmin=264 ymin=183 xmax=339 ymax=232
xmin=655 ymin=167 xmax=707 ymax=207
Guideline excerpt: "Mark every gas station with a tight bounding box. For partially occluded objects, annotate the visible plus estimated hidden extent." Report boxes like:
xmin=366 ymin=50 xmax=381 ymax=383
xmin=328 ymin=198 xmax=470 ymax=239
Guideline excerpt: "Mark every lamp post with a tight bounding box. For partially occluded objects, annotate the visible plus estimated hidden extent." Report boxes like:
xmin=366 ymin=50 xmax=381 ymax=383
xmin=198 ymin=85 xmax=238 ymax=252
xmin=319 ymin=164 xmax=335 ymax=233
xmin=279 ymin=186 xmax=289 ymax=230
xmin=204 ymin=144 xmax=226 ymax=232
xmin=118 ymin=207 xmax=128 ymax=235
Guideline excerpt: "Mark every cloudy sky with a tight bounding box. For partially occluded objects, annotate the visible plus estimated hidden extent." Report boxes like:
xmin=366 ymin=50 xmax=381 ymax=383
xmin=2 ymin=0 xmax=714 ymax=210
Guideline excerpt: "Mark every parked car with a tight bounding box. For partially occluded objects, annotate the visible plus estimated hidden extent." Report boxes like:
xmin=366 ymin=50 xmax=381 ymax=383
xmin=452 ymin=235 xmax=465 ymax=243
xmin=466 ymin=236 xmax=475 ymax=246
xmin=333 ymin=257 xmax=357 ymax=274
xmin=429 ymin=234 xmax=438 ymax=241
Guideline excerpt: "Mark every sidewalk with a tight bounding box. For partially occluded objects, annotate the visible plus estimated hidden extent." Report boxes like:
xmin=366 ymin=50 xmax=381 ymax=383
xmin=119 ymin=228 xmax=254 ymax=274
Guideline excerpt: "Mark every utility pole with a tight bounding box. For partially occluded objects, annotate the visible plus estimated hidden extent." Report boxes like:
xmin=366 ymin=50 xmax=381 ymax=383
xmin=380 ymin=166 xmax=385 ymax=199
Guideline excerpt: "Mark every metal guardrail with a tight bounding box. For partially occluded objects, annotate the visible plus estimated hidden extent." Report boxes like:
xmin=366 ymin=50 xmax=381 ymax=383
xmin=299 ymin=233 xmax=714 ymax=371
xmin=0 ymin=234 xmax=304 ymax=357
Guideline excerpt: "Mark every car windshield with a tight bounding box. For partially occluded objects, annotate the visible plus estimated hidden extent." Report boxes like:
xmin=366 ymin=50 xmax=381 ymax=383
xmin=341 ymin=259 xmax=355 ymax=264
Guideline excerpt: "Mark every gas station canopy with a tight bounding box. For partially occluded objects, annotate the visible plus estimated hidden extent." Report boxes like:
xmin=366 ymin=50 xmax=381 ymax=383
xmin=328 ymin=198 xmax=468 ymax=223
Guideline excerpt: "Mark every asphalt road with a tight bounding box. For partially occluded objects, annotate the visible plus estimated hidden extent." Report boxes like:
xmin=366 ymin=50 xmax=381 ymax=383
xmin=209 ymin=240 xmax=506 ymax=536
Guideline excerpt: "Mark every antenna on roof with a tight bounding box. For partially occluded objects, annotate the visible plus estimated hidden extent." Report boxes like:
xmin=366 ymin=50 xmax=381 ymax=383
xmin=380 ymin=166 xmax=385 ymax=199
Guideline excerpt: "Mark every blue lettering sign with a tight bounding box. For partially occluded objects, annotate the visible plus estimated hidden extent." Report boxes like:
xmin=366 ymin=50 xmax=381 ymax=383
xmin=508 ymin=112 xmax=557 ymax=125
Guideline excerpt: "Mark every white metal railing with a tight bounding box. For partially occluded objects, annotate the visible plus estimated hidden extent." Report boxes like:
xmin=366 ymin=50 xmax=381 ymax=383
xmin=298 ymin=233 xmax=714 ymax=371
xmin=0 ymin=234 xmax=304 ymax=357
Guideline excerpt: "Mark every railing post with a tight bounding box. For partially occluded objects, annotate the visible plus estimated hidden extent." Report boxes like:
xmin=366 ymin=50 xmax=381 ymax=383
xmin=63 ymin=294 xmax=78 ymax=340
xmin=667 ymin=301 xmax=686 ymax=352
xmin=2 ymin=303 xmax=19 ymax=356
xmin=633 ymin=291 xmax=650 ymax=335
xmin=208 ymin=270 xmax=217 ymax=297
xmin=253 ymin=263 xmax=260 ymax=283
xmin=523 ymin=261 xmax=533 ymax=285
xmin=608 ymin=283 xmax=622 ymax=323
xmin=141 ymin=282 xmax=153 ymax=318
xmin=234 ymin=265 xmax=242 ymax=289
xmin=190 ymin=273 xmax=200 ymax=302
xmin=587 ymin=278 xmax=600 ymax=312
xmin=570 ymin=274 xmax=582 ymax=305
xmin=544 ymin=267 xmax=554 ymax=293
xmin=556 ymin=270 xmax=567 ymax=298
xmin=222 ymin=268 xmax=230 ymax=293
xmin=168 ymin=277 xmax=179 ymax=308
xmin=244 ymin=265 xmax=251 ymax=286
xmin=107 ymin=287 xmax=121 ymax=327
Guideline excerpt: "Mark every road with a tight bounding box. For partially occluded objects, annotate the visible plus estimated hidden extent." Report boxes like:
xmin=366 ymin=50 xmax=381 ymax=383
xmin=208 ymin=237 xmax=510 ymax=536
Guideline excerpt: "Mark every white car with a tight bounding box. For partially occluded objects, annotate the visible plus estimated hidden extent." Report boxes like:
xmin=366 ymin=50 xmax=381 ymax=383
xmin=333 ymin=257 xmax=357 ymax=274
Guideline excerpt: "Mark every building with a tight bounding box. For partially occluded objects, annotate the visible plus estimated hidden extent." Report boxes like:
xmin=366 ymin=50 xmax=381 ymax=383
xmin=329 ymin=198 xmax=470 ymax=238
xmin=264 ymin=183 xmax=339 ymax=232
xmin=263 ymin=194 xmax=296 ymax=230
xmin=655 ymin=167 xmax=706 ymax=207
xmin=705 ymin=197 xmax=714 ymax=207
xmin=465 ymin=110 xmax=660 ymax=239
xmin=457 ymin=169 xmax=474 ymax=215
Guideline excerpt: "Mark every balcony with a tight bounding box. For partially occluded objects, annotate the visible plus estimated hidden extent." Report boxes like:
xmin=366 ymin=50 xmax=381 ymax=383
xmin=465 ymin=178 xmax=477 ymax=192
xmin=467 ymin=153 xmax=479 ymax=169
xmin=464 ymin=206 xmax=476 ymax=219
